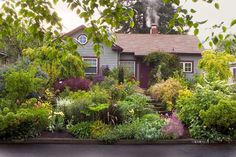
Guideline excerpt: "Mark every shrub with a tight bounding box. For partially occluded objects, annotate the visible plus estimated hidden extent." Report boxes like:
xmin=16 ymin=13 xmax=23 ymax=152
xmin=0 ymin=107 xmax=50 ymax=140
xmin=97 ymin=129 xmax=120 ymax=144
xmin=176 ymin=81 xmax=235 ymax=142
xmin=118 ymin=67 xmax=124 ymax=84
xmin=148 ymin=78 xmax=184 ymax=111
xmin=134 ymin=115 xmax=166 ymax=141
xmin=48 ymin=111 xmax=65 ymax=132
xmin=110 ymin=84 xmax=127 ymax=102
xmin=56 ymin=95 xmax=92 ymax=123
xmin=90 ymin=121 xmax=111 ymax=139
xmin=57 ymin=88 xmax=110 ymax=122
xmin=189 ymin=121 xmax=231 ymax=142
xmin=99 ymin=76 xmax=117 ymax=90
xmin=144 ymin=52 xmax=181 ymax=84
xmin=53 ymin=77 xmax=91 ymax=92
xmin=3 ymin=67 xmax=46 ymax=101
xmin=200 ymin=99 xmax=236 ymax=131
xmin=67 ymin=122 xmax=92 ymax=139
xmin=118 ymin=93 xmax=152 ymax=122
xmin=93 ymin=75 xmax=104 ymax=84
xmin=161 ymin=113 xmax=184 ymax=139
xmin=90 ymin=85 xmax=110 ymax=104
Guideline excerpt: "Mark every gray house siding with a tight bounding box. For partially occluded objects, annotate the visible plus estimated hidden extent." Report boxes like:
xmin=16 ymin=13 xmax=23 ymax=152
xmin=72 ymin=31 xmax=119 ymax=73
xmin=176 ymin=53 xmax=202 ymax=79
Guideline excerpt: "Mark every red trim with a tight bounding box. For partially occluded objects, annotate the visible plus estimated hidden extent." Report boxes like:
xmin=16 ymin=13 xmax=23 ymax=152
xmin=180 ymin=60 xmax=194 ymax=74
xmin=82 ymin=56 xmax=100 ymax=74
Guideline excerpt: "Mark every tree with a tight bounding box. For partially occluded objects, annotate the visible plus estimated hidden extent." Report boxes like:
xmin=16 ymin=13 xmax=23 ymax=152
xmin=198 ymin=50 xmax=235 ymax=81
xmin=117 ymin=0 xmax=189 ymax=34
xmin=216 ymin=36 xmax=236 ymax=55
xmin=144 ymin=52 xmax=181 ymax=84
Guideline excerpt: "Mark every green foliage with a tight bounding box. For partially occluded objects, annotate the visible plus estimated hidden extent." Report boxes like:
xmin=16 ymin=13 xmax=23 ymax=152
xmin=0 ymin=107 xmax=50 ymax=140
xmin=0 ymin=0 xmax=62 ymax=60
xmin=67 ymin=122 xmax=91 ymax=139
xmin=148 ymin=78 xmax=184 ymax=111
xmin=3 ymin=66 xmax=46 ymax=101
xmin=189 ymin=121 xmax=231 ymax=143
xmin=57 ymin=86 xmax=110 ymax=122
xmin=23 ymin=39 xmax=84 ymax=83
xmin=118 ymin=67 xmax=124 ymax=84
xmin=118 ymin=93 xmax=152 ymax=122
xmin=48 ymin=111 xmax=65 ymax=132
xmin=176 ymin=81 xmax=235 ymax=141
xmin=198 ymin=50 xmax=235 ymax=81
xmin=144 ymin=52 xmax=181 ymax=84
xmin=200 ymin=99 xmax=236 ymax=130
xmin=90 ymin=85 xmax=110 ymax=104
xmin=90 ymin=121 xmax=111 ymax=139
xmin=132 ymin=114 xmax=166 ymax=141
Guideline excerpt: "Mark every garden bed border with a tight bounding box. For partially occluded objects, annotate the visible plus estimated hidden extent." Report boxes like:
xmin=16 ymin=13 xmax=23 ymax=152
xmin=0 ymin=138 xmax=235 ymax=145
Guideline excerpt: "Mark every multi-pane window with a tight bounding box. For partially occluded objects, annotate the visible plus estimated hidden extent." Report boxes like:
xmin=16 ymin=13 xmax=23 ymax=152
xmin=83 ymin=58 xmax=98 ymax=74
xmin=180 ymin=62 xmax=193 ymax=73
xmin=119 ymin=61 xmax=135 ymax=75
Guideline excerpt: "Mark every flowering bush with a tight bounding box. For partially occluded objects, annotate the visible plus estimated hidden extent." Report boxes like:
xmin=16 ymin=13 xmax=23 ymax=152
xmin=161 ymin=113 xmax=184 ymax=139
xmin=53 ymin=77 xmax=91 ymax=92
xmin=148 ymin=78 xmax=184 ymax=111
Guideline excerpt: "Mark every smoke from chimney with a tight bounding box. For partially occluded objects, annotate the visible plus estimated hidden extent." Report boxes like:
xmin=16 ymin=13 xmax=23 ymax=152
xmin=144 ymin=0 xmax=162 ymax=27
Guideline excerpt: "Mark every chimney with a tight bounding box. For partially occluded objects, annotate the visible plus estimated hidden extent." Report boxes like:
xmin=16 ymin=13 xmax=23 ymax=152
xmin=150 ymin=24 xmax=158 ymax=34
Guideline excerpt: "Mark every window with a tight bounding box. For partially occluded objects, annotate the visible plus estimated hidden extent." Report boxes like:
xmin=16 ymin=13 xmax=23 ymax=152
xmin=83 ymin=58 xmax=98 ymax=74
xmin=77 ymin=34 xmax=87 ymax=45
xmin=119 ymin=61 xmax=135 ymax=75
xmin=180 ymin=61 xmax=193 ymax=73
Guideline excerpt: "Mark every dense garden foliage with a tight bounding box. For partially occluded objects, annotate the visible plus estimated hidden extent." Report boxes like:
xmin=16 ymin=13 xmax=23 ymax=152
xmin=0 ymin=0 xmax=235 ymax=144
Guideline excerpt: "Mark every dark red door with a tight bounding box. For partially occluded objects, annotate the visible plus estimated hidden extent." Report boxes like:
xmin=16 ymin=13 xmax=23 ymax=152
xmin=137 ymin=57 xmax=151 ymax=89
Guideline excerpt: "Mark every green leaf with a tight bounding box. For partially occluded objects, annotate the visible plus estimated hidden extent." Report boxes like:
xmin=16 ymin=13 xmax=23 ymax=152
xmin=230 ymin=19 xmax=236 ymax=27
xmin=163 ymin=0 xmax=171 ymax=4
xmin=218 ymin=34 xmax=223 ymax=41
xmin=214 ymin=3 xmax=220 ymax=9
xmin=213 ymin=36 xmax=219 ymax=45
xmin=198 ymin=43 xmax=202 ymax=49
xmin=177 ymin=18 xmax=184 ymax=25
xmin=130 ymin=21 xmax=135 ymax=28
xmin=173 ymin=0 xmax=180 ymax=5
xmin=222 ymin=26 xmax=227 ymax=32
xmin=194 ymin=29 xmax=199 ymax=36
xmin=190 ymin=9 xmax=196 ymax=13
xmin=198 ymin=20 xmax=208 ymax=24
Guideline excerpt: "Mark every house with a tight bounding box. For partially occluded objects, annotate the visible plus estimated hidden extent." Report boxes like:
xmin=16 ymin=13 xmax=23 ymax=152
xmin=65 ymin=25 xmax=203 ymax=88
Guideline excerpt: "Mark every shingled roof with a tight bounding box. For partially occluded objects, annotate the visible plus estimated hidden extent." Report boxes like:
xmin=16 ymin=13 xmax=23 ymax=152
xmin=115 ymin=34 xmax=203 ymax=55
xmin=64 ymin=25 xmax=203 ymax=55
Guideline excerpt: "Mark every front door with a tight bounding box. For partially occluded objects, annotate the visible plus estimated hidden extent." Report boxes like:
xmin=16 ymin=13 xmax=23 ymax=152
xmin=136 ymin=57 xmax=151 ymax=89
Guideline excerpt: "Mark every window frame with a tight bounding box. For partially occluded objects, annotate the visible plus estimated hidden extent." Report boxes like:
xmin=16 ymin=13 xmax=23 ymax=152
xmin=82 ymin=57 xmax=98 ymax=75
xmin=119 ymin=60 xmax=136 ymax=75
xmin=77 ymin=34 xmax=88 ymax=45
xmin=180 ymin=61 xmax=193 ymax=73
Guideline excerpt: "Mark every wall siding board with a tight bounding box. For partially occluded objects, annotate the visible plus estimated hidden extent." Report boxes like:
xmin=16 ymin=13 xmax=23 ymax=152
xmin=177 ymin=54 xmax=202 ymax=79
xmin=73 ymin=32 xmax=119 ymax=73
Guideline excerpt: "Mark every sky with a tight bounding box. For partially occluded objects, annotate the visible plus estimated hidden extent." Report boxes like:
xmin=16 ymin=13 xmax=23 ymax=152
xmin=52 ymin=0 xmax=236 ymax=45
xmin=0 ymin=0 xmax=235 ymax=44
